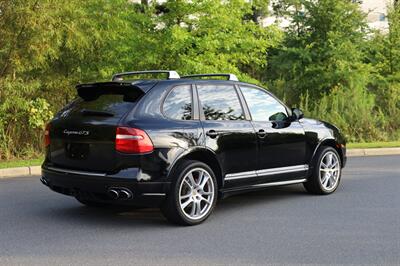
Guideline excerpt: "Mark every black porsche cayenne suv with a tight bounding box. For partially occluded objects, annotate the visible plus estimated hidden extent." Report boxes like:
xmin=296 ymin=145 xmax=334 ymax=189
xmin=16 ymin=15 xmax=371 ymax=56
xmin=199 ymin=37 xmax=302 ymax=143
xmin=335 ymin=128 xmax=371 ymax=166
xmin=41 ymin=70 xmax=346 ymax=225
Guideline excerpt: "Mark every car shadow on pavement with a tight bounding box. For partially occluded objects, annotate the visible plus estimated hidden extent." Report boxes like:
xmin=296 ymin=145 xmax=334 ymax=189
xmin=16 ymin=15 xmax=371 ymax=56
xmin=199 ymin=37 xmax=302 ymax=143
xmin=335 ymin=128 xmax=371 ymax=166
xmin=36 ymin=203 xmax=170 ymax=228
xmin=34 ymin=184 xmax=309 ymax=227
xmin=217 ymin=184 xmax=309 ymax=211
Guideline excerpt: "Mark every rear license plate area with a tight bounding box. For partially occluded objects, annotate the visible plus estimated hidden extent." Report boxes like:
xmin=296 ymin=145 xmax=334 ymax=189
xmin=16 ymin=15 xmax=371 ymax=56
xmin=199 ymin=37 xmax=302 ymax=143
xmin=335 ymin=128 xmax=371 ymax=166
xmin=65 ymin=143 xmax=89 ymax=160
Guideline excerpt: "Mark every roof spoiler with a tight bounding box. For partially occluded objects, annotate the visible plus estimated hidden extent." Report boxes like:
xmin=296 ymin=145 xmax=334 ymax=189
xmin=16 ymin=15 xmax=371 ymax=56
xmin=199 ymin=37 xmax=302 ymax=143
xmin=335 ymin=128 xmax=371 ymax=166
xmin=76 ymin=82 xmax=146 ymax=101
xmin=112 ymin=70 xmax=180 ymax=81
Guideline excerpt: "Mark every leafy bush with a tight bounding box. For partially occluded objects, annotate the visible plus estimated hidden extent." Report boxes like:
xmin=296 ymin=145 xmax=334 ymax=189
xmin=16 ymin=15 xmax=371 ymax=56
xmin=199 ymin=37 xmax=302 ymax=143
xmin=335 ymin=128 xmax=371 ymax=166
xmin=0 ymin=0 xmax=399 ymax=161
xmin=0 ymin=80 xmax=52 ymax=160
xmin=299 ymin=85 xmax=387 ymax=143
xmin=267 ymin=0 xmax=399 ymax=142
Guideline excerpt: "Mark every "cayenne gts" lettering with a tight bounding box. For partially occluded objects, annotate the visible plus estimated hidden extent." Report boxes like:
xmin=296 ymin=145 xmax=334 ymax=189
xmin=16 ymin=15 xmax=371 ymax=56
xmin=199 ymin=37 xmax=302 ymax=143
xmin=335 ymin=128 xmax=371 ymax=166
xmin=63 ymin=129 xmax=90 ymax=136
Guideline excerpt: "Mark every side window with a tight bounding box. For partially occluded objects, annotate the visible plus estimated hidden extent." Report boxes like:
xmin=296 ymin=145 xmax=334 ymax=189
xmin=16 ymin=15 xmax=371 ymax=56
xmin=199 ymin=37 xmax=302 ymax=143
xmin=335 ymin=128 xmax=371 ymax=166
xmin=240 ymin=86 xmax=288 ymax=122
xmin=163 ymin=85 xmax=192 ymax=120
xmin=197 ymin=85 xmax=244 ymax=121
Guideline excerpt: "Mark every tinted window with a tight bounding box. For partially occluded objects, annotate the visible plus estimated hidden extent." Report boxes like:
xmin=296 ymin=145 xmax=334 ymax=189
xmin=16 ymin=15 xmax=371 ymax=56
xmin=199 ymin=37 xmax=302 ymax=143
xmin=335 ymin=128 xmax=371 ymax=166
xmin=197 ymin=85 xmax=244 ymax=121
xmin=241 ymin=86 xmax=288 ymax=122
xmin=163 ymin=85 xmax=192 ymax=120
xmin=77 ymin=94 xmax=135 ymax=116
xmin=65 ymin=88 xmax=143 ymax=117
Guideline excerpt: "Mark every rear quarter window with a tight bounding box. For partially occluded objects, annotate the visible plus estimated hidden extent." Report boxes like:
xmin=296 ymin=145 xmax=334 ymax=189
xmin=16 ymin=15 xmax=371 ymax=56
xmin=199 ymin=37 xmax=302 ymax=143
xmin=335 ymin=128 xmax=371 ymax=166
xmin=162 ymin=85 xmax=192 ymax=120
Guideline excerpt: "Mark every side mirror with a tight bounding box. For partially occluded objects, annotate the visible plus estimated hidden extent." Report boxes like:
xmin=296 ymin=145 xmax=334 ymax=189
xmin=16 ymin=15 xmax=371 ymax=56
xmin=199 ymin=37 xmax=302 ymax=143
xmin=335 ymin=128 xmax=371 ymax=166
xmin=291 ymin=108 xmax=304 ymax=120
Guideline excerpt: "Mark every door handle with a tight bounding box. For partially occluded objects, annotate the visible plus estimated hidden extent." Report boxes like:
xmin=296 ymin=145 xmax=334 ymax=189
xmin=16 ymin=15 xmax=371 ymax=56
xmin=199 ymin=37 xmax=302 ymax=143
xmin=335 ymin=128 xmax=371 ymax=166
xmin=256 ymin=129 xmax=267 ymax=138
xmin=206 ymin=130 xmax=219 ymax=138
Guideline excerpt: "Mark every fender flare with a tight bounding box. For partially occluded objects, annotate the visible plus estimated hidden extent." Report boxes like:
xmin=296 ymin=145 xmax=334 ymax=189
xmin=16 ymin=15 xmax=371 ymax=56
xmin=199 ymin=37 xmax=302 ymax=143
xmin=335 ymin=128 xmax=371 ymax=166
xmin=309 ymin=137 xmax=341 ymax=169
xmin=166 ymin=146 xmax=221 ymax=181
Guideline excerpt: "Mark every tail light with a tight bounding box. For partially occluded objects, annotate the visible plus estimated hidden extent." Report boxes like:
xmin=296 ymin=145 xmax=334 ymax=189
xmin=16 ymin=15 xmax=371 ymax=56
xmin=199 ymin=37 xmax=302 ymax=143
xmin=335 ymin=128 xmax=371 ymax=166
xmin=44 ymin=123 xmax=51 ymax=147
xmin=116 ymin=127 xmax=154 ymax=154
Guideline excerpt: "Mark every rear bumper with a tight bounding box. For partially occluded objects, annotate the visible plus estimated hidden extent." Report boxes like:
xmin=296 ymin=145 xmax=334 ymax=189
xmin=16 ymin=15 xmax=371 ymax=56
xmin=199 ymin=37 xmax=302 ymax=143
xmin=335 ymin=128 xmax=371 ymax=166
xmin=41 ymin=166 xmax=170 ymax=207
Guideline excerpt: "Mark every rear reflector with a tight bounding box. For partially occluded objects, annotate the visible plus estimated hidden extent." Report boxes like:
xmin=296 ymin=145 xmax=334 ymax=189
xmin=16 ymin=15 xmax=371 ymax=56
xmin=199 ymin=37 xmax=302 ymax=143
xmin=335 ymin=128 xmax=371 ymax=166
xmin=44 ymin=123 xmax=51 ymax=147
xmin=116 ymin=127 xmax=154 ymax=154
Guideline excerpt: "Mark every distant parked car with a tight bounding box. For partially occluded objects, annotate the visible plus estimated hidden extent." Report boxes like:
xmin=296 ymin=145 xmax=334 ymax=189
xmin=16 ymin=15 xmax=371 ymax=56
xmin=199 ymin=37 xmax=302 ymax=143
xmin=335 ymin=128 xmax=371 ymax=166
xmin=41 ymin=70 xmax=346 ymax=225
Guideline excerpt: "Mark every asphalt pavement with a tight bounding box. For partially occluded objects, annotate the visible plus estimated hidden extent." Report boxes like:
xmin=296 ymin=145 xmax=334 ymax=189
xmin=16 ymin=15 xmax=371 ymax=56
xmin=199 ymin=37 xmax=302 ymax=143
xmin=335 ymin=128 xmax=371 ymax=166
xmin=0 ymin=156 xmax=399 ymax=265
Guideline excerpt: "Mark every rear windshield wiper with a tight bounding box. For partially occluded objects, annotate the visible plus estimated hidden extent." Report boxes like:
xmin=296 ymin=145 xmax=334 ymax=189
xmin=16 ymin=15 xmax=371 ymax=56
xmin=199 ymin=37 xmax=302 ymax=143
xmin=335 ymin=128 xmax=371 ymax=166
xmin=80 ymin=109 xmax=114 ymax=117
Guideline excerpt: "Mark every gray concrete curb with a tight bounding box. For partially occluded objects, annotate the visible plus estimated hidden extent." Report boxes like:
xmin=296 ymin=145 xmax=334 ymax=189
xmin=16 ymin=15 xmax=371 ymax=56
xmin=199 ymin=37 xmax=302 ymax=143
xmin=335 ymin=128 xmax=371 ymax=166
xmin=0 ymin=148 xmax=399 ymax=179
xmin=347 ymin=147 xmax=400 ymax=157
xmin=0 ymin=166 xmax=41 ymax=179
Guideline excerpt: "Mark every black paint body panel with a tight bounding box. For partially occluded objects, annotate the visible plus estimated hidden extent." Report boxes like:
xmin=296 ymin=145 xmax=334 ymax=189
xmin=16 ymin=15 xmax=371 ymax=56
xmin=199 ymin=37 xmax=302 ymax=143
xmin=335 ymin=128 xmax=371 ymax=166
xmin=42 ymin=79 xmax=346 ymax=205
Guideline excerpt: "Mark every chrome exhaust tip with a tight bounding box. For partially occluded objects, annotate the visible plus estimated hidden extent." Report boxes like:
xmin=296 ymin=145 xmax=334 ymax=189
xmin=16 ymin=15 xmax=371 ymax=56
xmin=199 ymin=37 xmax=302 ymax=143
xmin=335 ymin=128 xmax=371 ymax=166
xmin=119 ymin=189 xmax=132 ymax=199
xmin=40 ymin=177 xmax=48 ymax=186
xmin=108 ymin=189 xmax=119 ymax=200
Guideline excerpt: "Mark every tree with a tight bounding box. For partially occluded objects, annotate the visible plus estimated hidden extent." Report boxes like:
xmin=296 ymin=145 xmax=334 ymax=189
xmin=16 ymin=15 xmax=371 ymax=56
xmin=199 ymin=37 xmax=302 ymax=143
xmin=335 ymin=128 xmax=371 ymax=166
xmin=365 ymin=2 xmax=400 ymax=134
xmin=0 ymin=0 xmax=282 ymax=159
xmin=265 ymin=0 xmax=388 ymax=142
xmin=130 ymin=0 xmax=281 ymax=83
xmin=0 ymin=0 xmax=141 ymax=159
xmin=266 ymin=0 xmax=371 ymax=102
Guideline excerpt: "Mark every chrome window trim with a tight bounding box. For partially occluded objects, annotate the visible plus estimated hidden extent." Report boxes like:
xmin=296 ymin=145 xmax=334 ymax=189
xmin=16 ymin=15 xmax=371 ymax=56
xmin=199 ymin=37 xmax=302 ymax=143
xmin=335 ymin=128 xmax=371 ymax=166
xmin=46 ymin=166 xmax=106 ymax=177
xmin=225 ymin=164 xmax=309 ymax=181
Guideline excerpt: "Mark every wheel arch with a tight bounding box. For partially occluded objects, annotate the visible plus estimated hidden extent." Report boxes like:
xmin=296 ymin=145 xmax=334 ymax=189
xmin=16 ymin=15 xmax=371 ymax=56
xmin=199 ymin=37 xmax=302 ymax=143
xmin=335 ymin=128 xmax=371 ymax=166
xmin=167 ymin=147 xmax=223 ymax=190
xmin=311 ymin=138 xmax=344 ymax=167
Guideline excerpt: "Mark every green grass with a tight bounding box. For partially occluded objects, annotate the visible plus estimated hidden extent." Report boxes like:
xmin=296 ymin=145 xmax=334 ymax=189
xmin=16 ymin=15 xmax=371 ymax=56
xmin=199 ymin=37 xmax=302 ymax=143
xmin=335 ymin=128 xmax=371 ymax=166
xmin=347 ymin=141 xmax=400 ymax=149
xmin=0 ymin=158 xmax=43 ymax=169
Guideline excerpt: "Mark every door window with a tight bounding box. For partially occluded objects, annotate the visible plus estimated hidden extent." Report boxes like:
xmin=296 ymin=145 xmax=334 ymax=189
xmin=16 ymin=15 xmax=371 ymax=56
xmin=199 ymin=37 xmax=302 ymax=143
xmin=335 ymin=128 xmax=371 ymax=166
xmin=241 ymin=86 xmax=288 ymax=122
xmin=197 ymin=85 xmax=244 ymax=121
xmin=163 ymin=85 xmax=192 ymax=120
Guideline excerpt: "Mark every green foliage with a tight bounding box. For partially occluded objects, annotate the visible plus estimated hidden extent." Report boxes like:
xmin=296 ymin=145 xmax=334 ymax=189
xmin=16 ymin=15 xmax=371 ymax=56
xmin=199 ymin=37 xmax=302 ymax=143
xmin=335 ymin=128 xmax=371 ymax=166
xmin=300 ymin=85 xmax=386 ymax=143
xmin=365 ymin=5 xmax=400 ymax=134
xmin=267 ymin=0 xmax=370 ymax=101
xmin=266 ymin=0 xmax=399 ymax=142
xmin=0 ymin=157 xmax=44 ymax=169
xmin=0 ymin=79 xmax=47 ymax=159
xmin=28 ymin=98 xmax=53 ymax=129
xmin=347 ymin=141 xmax=400 ymax=149
xmin=0 ymin=0 xmax=399 ymax=160
xmin=124 ymin=0 xmax=283 ymax=83
xmin=0 ymin=0 xmax=281 ymax=159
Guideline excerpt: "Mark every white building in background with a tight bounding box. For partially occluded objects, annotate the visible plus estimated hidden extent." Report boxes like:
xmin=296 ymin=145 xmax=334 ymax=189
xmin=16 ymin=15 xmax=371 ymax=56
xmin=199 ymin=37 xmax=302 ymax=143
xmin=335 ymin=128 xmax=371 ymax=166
xmin=131 ymin=0 xmax=394 ymax=32
xmin=262 ymin=0 xmax=393 ymax=32
xmin=361 ymin=0 xmax=390 ymax=31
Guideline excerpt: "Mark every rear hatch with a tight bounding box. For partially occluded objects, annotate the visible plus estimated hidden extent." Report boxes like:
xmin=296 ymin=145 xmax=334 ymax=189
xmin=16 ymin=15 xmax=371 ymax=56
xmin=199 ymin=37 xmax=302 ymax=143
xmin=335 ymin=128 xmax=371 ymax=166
xmin=48 ymin=81 xmax=151 ymax=172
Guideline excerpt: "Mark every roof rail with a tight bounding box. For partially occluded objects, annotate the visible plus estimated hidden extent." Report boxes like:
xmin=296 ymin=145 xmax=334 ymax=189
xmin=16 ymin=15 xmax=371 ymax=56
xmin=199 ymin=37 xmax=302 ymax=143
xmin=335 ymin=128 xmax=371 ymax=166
xmin=112 ymin=70 xmax=180 ymax=81
xmin=181 ymin=73 xmax=239 ymax=81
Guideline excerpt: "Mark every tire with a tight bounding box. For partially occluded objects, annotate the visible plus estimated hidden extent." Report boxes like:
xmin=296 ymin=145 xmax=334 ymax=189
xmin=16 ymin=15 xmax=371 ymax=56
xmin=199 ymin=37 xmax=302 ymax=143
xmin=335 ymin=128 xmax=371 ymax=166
xmin=303 ymin=146 xmax=342 ymax=195
xmin=161 ymin=160 xmax=218 ymax=225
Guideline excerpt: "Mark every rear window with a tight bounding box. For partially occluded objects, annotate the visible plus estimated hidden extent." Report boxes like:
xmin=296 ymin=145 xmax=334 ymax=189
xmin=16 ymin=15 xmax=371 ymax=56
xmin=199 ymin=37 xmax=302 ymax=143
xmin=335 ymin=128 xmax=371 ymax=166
xmin=74 ymin=94 xmax=136 ymax=117
xmin=65 ymin=87 xmax=143 ymax=118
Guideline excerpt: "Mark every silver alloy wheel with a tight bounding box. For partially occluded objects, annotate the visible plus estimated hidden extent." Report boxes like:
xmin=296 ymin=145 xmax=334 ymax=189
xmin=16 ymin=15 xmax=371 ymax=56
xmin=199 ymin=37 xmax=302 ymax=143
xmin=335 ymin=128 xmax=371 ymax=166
xmin=319 ymin=151 xmax=341 ymax=191
xmin=178 ymin=167 xmax=215 ymax=220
